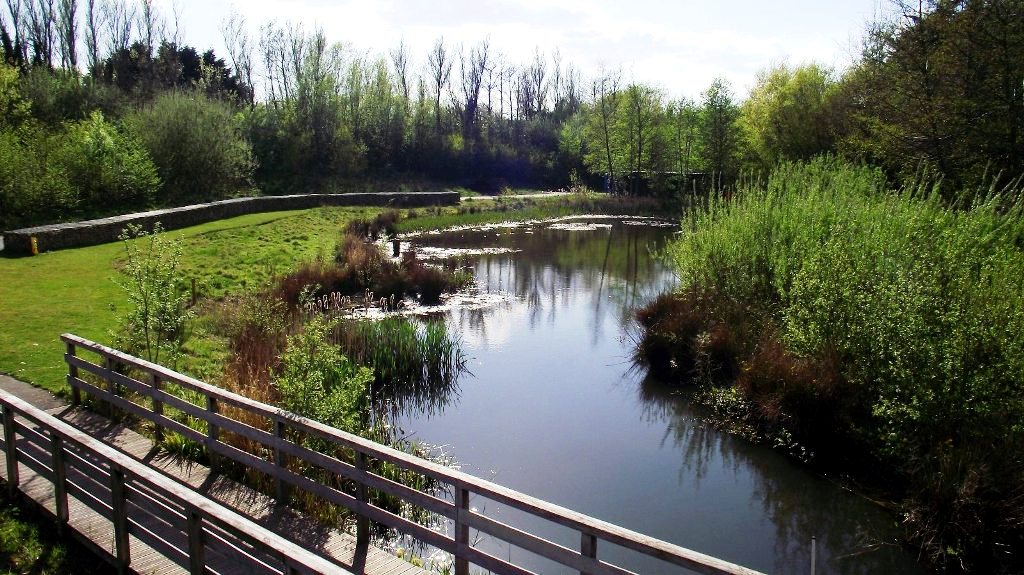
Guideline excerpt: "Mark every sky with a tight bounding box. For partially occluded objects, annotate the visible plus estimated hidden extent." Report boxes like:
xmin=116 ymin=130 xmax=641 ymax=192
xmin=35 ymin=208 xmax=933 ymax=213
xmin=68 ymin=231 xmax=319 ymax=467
xmin=159 ymin=0 xmax=895 ymax=100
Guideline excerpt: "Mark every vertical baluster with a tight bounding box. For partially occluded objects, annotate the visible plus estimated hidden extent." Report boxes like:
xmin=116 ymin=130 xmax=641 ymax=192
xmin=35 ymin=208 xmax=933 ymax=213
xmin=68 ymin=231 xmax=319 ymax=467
xmin=66 ymin=342 xmax=81 ymax=406
xmin=206 ymin=396 xmax=219 ymax=470
xmin=454 ymin=487 xmax=470 ymax=575
xmin=2 ymin=406 xmax=18 ymax=496
xmin=580 ymin=532 xmax=597 ymax=575
xmin=110 ymin=466 xmax=130 ymax=574
xmin=151 ymin=374 xmax=164 ymax=443
xmin=51 ymin=435 xmax=69 ymax=533
xmin=274 ymin=419 xmax=288 ymax=502
xmin=355 ymin=452 xmax=369 ymax=546
xmin=187 ymin=507 xmax=205 ymax=574
xmin=105 ymin=356 xmax=117 ymax=419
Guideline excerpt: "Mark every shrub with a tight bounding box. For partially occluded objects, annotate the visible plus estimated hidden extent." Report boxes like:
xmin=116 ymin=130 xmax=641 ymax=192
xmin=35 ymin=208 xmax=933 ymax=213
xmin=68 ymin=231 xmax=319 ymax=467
xmin=647 ymin=157 xmax=1024 ymax=569
xmin=126 ymin=90 xmax=254 ymax=203
xmin=59 ymin=111 xmax=160 ymax=209
xmin=114 ymin=223 xmax=193 ymax=366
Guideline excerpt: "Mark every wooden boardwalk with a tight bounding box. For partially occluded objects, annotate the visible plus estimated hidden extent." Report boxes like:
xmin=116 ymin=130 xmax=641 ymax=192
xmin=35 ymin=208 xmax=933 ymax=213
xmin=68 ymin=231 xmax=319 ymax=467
xmin=10 ymin=333 xmax=766 ymax=575
xmin=0 ymin=392 xmax=426 ymax=575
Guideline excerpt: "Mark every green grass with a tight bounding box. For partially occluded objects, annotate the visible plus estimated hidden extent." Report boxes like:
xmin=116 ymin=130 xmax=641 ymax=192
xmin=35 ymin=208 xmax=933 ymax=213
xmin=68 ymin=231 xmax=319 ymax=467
xmin=0 ymin=206 xmax=380 ymax=393
xmin=0 ymin=492 xmax=113 ymax=574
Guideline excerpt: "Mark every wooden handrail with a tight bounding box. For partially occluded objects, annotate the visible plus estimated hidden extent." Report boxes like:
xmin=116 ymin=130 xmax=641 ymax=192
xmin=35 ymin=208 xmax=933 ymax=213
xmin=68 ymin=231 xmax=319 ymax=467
xmin=62 ymin=333 xmax=767 ymax=575
xmin=0 ymin=388 xmax=349 ymax=575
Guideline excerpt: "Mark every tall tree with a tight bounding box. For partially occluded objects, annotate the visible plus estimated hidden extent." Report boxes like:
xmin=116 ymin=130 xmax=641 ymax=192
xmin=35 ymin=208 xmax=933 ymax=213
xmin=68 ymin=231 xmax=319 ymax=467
xmin=426 ymin=36 xmax=452 ymax=135
xmin=701 ymin=77 xmax=740 ymax=181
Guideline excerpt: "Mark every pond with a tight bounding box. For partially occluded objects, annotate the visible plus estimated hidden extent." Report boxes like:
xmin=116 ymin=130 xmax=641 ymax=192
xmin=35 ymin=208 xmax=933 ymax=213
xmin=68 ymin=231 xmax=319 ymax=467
xmin=395 ymin=216 xmax=922 ymax=575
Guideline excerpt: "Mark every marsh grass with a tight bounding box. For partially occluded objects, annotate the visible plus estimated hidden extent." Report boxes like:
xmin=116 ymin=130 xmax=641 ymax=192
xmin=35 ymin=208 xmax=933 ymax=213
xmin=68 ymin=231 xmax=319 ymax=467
xmin=638 ymin=158 xmax=1024 ymax=570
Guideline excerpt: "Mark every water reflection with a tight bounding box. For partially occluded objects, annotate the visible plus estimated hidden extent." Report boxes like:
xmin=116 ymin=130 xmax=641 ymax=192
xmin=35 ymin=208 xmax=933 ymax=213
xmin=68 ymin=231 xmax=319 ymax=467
xmin=637 ymin=377 xmax=914 ymax=574
xmin=395 ymin=217 xmax=920 ymax=575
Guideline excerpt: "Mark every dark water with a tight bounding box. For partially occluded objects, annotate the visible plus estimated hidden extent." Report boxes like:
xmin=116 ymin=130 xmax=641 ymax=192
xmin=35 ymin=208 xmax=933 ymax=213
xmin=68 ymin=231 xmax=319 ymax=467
xmin=396 ymin=217 xmax=922 ymax=575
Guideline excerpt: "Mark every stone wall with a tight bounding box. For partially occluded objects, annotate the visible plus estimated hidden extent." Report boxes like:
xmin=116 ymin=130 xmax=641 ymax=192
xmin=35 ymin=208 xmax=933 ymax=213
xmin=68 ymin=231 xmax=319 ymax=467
xmin=1 ymin=192 xmax=458 ymax=256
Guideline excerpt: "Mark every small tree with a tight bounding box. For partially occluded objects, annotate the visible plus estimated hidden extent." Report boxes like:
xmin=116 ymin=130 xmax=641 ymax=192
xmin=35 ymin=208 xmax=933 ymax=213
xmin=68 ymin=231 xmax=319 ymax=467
xmin=114 ymin=223 xmax=192 ymax=366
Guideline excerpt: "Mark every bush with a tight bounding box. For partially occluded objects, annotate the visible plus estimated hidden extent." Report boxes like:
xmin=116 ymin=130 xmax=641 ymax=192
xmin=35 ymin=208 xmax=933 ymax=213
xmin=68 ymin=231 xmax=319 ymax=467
xmin=126 ymin=90 xmax=254 ymax=203
xmin=59 ymin=111 xmax=160 ymax=209
xmin=648 ymin=157 xmax=1024 ymax=569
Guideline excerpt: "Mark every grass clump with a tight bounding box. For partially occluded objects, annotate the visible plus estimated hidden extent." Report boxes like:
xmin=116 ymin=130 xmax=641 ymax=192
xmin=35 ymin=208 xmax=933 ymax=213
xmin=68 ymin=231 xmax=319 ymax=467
xmin=637 ymin=158 xmax=1024 ymax=571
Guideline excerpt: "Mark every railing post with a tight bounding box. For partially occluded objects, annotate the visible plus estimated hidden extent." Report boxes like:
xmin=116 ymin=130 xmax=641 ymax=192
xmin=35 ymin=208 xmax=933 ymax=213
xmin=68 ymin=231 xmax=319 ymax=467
xmin=151 ymin=374 xmax=164 ymax=443
xmin=355 ymin=451 xmax=369 ymax=546
xmin=105 ymin=356 xmax=117 ymax=419
xmin=454 ymin=487 xmax=469 ymax=575
xmin=206 ymin=396 xmax=219 ymax=470
xmin=580 ymin=532 xmax=597 ymax=575
xmin=110 ymin=466 xmax=131 ymax=574
xmin=187 ymin=507 xmax=205 ymax=574
xmin=2 ymin=406 xmax=18 ymax=496
xmin=51 ymin=435 xmax=69 ymax=533
xmin=66 ymin=341 xmax=81 ymax=406
xmin=274 ymin=419 xmax=289 ymax=502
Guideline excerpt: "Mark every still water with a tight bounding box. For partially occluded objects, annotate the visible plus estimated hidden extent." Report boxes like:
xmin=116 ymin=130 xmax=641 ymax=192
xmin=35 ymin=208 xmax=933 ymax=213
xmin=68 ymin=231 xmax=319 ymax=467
xmin=396 ymin=217 xmax=922 ymax=574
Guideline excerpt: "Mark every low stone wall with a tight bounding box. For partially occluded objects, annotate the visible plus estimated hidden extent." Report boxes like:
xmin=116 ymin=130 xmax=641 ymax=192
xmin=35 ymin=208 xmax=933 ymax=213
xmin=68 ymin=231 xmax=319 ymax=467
xmin=1 ymin=192 xmax=458 ymax=256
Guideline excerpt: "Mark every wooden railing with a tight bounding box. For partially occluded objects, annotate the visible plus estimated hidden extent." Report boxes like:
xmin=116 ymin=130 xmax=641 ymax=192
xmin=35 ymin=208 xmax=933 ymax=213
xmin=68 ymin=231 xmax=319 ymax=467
xmin=63 ymin=333 xmax=767 ymax=575
xmin=0 ymin=388 xmax=347 ymax=574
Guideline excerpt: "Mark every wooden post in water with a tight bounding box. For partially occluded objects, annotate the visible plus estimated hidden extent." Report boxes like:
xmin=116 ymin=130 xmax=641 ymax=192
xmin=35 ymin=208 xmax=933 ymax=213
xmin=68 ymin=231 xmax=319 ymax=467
xmin=811 ymin=536 xmax=817 ymax=575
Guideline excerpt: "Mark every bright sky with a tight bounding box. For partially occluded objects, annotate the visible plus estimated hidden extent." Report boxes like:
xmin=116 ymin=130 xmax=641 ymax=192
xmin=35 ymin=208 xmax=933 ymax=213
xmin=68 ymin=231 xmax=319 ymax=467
xmin=161 ymin=0 xmax=894 ymax=100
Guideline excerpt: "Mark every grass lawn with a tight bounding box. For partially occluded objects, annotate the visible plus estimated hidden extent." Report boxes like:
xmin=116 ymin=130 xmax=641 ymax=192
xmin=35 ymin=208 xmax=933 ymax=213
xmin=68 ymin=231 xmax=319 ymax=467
xmin=0 ymin=206 xmax=383 ymax=393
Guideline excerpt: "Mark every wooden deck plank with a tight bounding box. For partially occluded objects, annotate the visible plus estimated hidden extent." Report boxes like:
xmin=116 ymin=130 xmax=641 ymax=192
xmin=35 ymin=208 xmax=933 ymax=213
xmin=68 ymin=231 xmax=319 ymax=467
xmin=14 ymin=406 xmax=428 ymax=575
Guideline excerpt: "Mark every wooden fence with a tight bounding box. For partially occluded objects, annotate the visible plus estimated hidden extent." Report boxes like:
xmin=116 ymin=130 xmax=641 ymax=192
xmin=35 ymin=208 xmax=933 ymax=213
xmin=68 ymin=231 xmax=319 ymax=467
xmin=62 ymin=333 xmax=766 ymax=575
xmin=0 ymin=388 xmax=348 ymax=574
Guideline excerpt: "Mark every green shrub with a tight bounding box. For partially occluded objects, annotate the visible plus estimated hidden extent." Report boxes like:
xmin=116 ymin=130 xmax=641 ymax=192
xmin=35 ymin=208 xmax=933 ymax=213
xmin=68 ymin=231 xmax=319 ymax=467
xmin=126 ymin=90 xmax=254 ymax=203
xmin=653 ymin=157 xmax=1024 ymax=569
xmin=59 ymin=111 xmax=160 ymax=209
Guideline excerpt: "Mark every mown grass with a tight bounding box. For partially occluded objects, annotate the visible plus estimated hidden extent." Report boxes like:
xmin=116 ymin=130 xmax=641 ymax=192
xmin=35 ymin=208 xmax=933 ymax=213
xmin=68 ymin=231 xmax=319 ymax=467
xmin=638 ymin=158 xmax=1024 ymax=571
xmin=0 ymin=206 xmax=381 ymax=393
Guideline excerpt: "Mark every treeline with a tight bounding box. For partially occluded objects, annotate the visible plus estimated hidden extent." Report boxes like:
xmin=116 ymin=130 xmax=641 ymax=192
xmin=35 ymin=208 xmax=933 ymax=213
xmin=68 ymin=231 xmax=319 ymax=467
xmin=1 ymin=0 xmax=1022 ymax=230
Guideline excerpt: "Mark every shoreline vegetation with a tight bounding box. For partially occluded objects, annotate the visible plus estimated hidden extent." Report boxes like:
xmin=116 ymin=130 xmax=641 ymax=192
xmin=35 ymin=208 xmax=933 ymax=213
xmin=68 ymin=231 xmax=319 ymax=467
xmin=634 ymin=158 xmax=1024 ymax=573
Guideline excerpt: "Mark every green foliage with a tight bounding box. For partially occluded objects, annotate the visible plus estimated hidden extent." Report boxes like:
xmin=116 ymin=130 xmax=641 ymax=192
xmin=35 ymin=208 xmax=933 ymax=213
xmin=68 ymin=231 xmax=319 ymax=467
xmin=115 ymin=223 xmax=194 ymax=366
xmin=59 ymin=111 xmax=160 ymax=209
xmin=662 ymin=157 xmax=1024 ymax=569
xmin=126 ymin=90 xmax=254 ymax=202
xmin=275 ymin=316 xmax=374 ymax=433
xmin=0 ymin=495 xmax=113 ymax=574
xmin=840 ymin=1 xmax=1024 ymax=191
xmin=739 ymin=63 xmax=838 ymax=170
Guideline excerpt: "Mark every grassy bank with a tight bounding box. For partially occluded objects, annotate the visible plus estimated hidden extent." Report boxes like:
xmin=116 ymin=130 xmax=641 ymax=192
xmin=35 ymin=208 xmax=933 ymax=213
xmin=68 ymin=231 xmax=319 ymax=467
xmin=637 ymin=159 xmax=1024 ymax=572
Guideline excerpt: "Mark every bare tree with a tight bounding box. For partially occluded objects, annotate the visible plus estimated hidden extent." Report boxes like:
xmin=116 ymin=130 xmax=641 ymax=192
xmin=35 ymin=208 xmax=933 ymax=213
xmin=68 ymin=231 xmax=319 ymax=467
xmin=26 ymin=0 xmax=56 ymax=66
xmin=103 ymin=0 xmax=134 ymax=54
xmin=221 ymin=9 xmax=253 ymax=102
xmin=389 ymin=37 xmax=409 ymax=101
xmin=426 ymin=36 xmax=452 ymax=135
xmin=4 ymin=0 xmax=29 ymax=64
xmin=528 ymin=48 xmax=547 ymax=116
xmin=54 ymin=0 xmax=75 ymax=68
xmin=135 ymin=0 xmax=162 ymax=52
xmin=83 ymin=0 xmax=100 ymax=73
xmin=458 ymin=37 xmax=489 ymax=146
